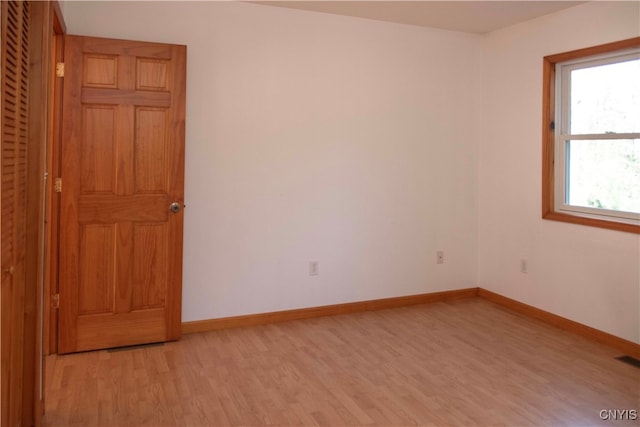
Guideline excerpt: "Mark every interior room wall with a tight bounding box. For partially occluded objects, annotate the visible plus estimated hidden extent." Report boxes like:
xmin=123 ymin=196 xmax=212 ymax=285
xmin=62 ymin=1 xmax=482 ymax=321
xmin=61 ymin=1 xmax=639 ymax=345
xmin=478 ymin=1 xmax=640 ymax=343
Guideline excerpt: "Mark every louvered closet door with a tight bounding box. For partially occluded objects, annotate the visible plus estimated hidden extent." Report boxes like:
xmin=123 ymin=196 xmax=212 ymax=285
xmin=1 ymin=1 xmax=30 ymax=426
xmin=58 ymin=35 xmax=186 ymax=354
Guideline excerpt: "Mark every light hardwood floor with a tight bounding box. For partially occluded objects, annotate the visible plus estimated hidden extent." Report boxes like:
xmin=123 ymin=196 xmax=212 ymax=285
xmin=44 ymin=298 xmax=639 ymax=426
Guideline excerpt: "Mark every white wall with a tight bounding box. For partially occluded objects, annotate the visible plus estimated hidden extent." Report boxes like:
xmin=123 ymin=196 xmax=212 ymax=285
xmin=479 ymin=1 xmax=640 ymax=343
xmin=62 ymin=2 xmax=482 ymax=321
xmin=62 ymin=1 xmax=640 ymax=345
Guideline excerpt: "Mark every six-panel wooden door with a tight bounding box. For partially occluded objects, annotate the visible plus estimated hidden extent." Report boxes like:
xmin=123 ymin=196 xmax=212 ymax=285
xmin=58 ymin=35 xmax=186 ymax=354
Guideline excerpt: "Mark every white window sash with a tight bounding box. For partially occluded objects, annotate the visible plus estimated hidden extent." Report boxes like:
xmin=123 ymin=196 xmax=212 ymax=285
xmin=554 ymin=49 xmax=640 ymax=225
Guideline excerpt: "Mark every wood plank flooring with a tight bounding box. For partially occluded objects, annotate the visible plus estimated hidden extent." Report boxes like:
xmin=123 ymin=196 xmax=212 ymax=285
xmin=43 ymin=298 xmax=640 ymax=426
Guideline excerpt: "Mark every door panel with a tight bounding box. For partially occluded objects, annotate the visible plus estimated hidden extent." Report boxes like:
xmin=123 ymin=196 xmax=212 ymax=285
xmin=1 ymin=1 xmax=30 ymax=422
xmin=59 ymin=35 xmax=186 ymax=354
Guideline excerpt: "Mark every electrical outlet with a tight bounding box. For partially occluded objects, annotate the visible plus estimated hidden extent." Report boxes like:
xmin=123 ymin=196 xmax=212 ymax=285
xmin=436 ymin=251 xmax=444 ymax=264
xmin=309 ymin=261 xmax=319 ymax=276
xmin=520 ymin=259 xmax=528 ymax=273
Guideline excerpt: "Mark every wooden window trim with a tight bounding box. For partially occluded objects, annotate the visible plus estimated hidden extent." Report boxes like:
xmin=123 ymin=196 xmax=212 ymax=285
xmin=542 ymin=37 xmax=640 ymax=234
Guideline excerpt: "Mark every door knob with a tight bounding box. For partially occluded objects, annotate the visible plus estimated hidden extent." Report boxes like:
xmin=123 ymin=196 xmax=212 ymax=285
xmin=169 ymin=202 xmax=182 ymax=213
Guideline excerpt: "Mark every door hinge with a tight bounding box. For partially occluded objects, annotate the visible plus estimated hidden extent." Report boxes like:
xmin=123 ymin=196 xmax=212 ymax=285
xmin=54 ymin=178 xmax=62 ymax=193
xmin=56 ymin=62 xmax=64 ymax=77
xmin=52 ymin=294 xmax=60 ymax=309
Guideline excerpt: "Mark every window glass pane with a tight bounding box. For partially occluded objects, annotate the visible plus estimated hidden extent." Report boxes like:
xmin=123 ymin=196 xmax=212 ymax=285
xmin=567 ymin=139 xmax=640 ymax=213
xmin=570 ymin=59 xmax=640 ymax=134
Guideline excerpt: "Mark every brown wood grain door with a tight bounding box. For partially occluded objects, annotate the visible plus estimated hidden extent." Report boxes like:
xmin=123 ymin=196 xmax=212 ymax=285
xmin=1 ymin=1 xmax=31 ymax=423
xmin=58 ymin=35 xmax=186 ymax=354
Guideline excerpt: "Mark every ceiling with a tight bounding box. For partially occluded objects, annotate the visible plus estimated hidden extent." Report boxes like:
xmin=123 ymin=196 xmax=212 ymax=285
xmin=252 ymin=1 xmax=587 ymax=34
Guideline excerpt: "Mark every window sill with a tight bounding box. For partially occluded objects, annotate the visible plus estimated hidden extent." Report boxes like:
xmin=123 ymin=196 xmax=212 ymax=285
xmin=542 ymin=210 xmax=640 ymax=234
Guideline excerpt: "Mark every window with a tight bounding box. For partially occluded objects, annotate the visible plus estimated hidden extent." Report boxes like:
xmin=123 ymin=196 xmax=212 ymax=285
xmin=543 ymin=38 xmax=640 ymax=233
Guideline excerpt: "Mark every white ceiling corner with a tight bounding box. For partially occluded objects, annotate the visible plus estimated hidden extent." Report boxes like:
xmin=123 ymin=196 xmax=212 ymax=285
xmin=250 ymin=1 xmax=588 ymax=34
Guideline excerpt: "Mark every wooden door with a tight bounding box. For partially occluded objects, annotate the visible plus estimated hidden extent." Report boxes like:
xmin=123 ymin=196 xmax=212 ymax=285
xmin=58 ymin=35 xmax=186 ymax=354
xmin=1 ymin=1 xmax=31 ymax=424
